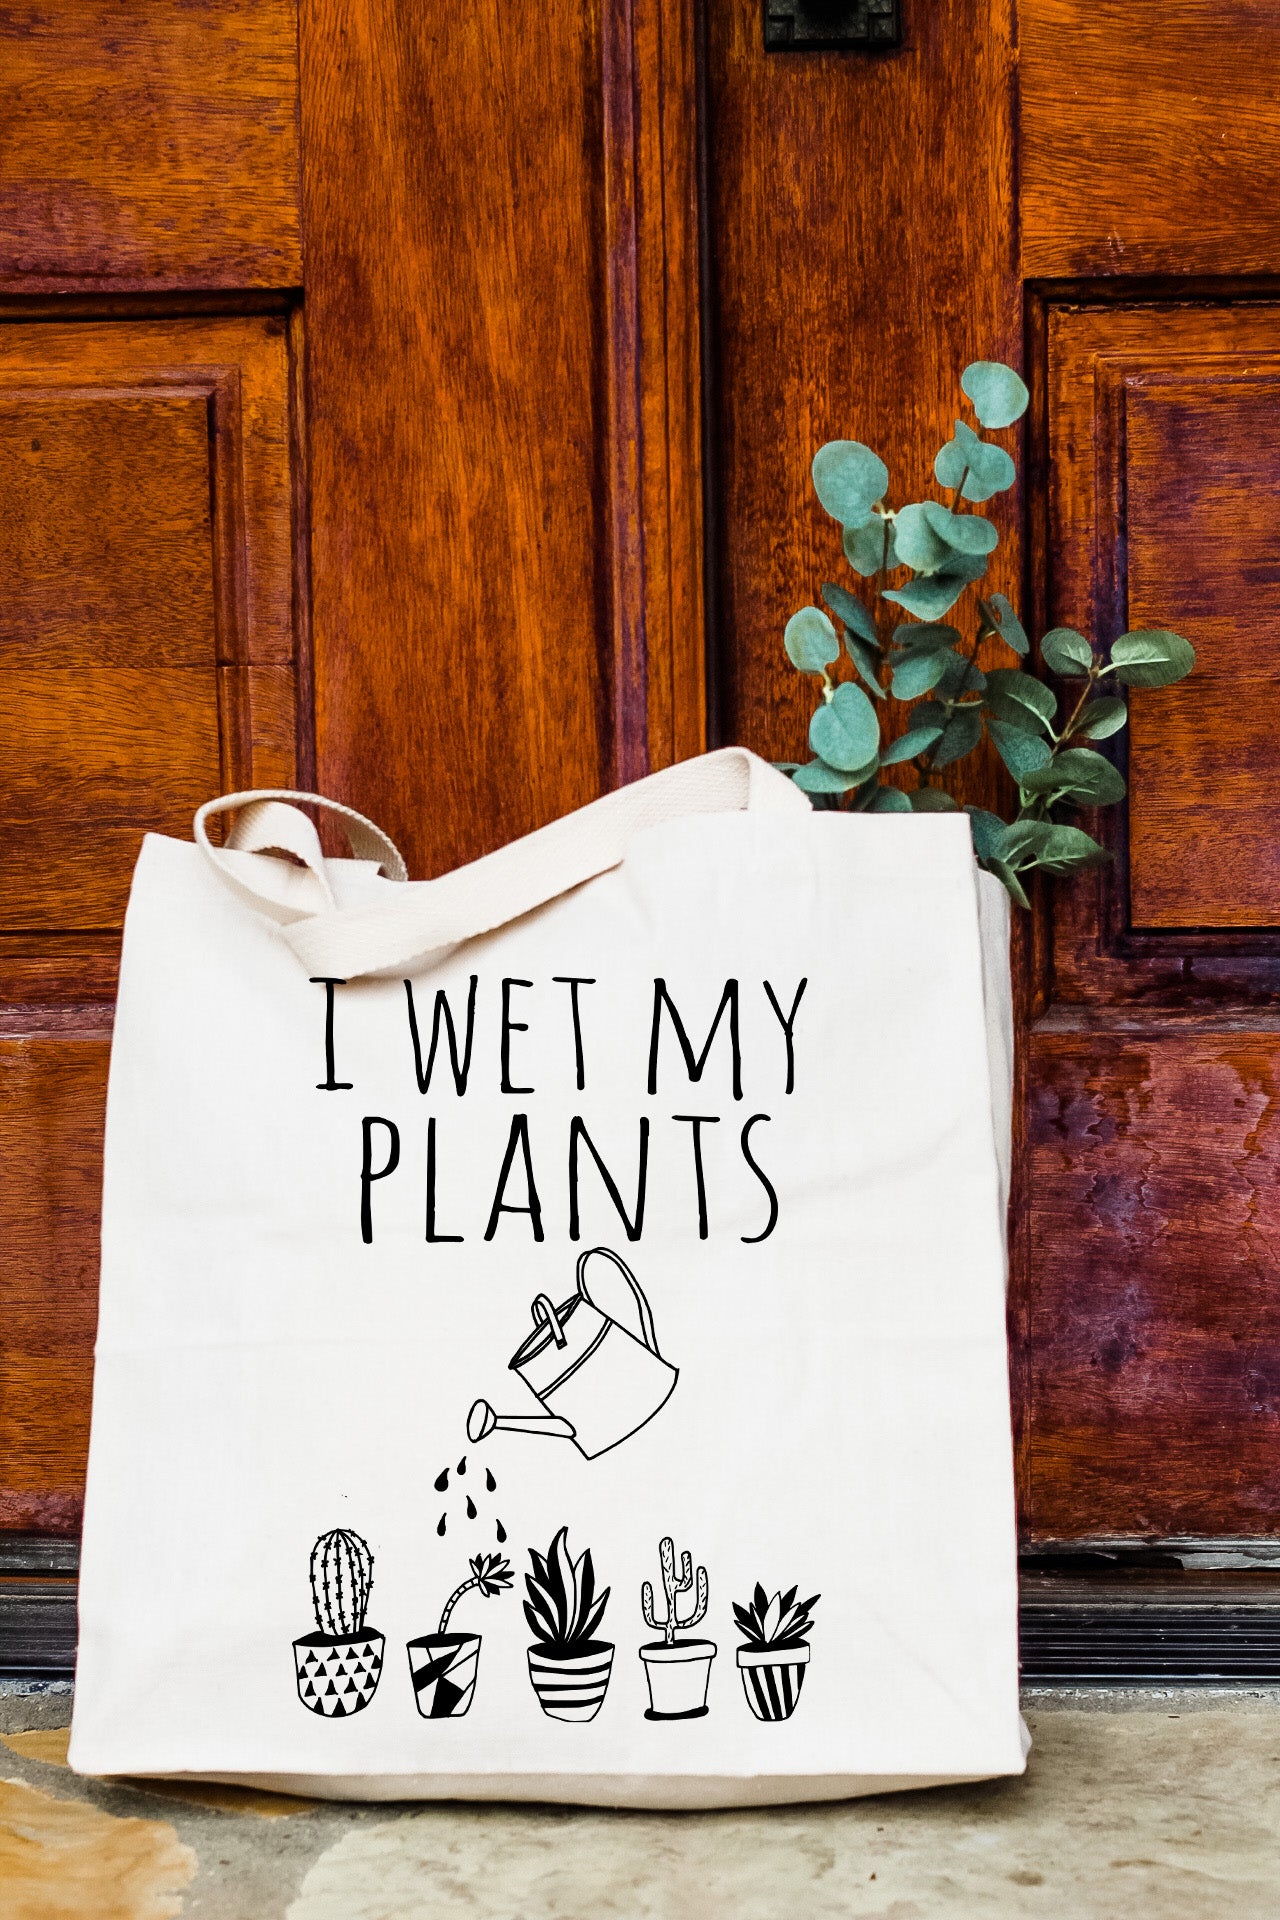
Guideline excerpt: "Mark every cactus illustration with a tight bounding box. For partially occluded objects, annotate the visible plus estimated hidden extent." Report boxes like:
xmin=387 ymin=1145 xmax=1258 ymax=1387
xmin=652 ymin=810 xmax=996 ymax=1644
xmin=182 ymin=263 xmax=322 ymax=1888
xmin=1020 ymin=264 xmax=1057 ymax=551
xmin=641 ymin=1535 xmax=708 ymax=1648
xmin=294 ymin=1527 xmax=384 ymax=1719
xmin=309 ymin=1528 xmax=374 ymax=1637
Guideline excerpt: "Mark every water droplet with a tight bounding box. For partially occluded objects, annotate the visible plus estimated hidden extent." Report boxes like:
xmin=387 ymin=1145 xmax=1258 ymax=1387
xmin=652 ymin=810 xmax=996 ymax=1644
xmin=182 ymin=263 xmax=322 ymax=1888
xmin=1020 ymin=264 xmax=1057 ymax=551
xmin=495 ymin=1518 xmax=507 ymax=1544
xmin=466 ymin=1495 xmax=477 ymax=1520
xmin=484 ymin=1468 xmax=497 ymax=1493
xmin=433 ymin=1468 xmax=449 ymax=1493
xmin=436 ymin=1513 xmax=447 ymax=1537
xmin=456 ymin=1456 xmax=466 ymax=1475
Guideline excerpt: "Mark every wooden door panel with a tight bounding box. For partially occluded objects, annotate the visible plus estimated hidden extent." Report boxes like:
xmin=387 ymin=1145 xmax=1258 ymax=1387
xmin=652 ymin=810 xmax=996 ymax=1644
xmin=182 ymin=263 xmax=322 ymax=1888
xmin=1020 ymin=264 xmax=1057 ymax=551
xmin=704 ymin=0 xmax=1018 ymax=815
xmin=0 ymin=316 xmax=300 ymax=1534
xmin=0 ymin=0 xmax=302 ymax=292
xmin=0 ymin=1034 xmax=108 ymax=1534
xmin=297 ymin=0 xmax=704 ymax=878
xmin=1020 ymin=299 xmax=1280 ymax=1539
xmin=1045 ymin=302 xmax=1280 ymax=1001
xmin=1021 ymin=0 xmax=1280 ymax=280
xmin=1027 ymin=1021 xmax=1280 ymax=1538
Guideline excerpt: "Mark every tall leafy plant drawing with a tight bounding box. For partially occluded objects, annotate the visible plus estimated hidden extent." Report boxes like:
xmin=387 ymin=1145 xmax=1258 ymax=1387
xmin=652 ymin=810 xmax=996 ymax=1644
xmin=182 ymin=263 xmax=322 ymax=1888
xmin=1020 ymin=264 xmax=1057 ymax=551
xmin=776 ymin=360 xmax=1195 ymax=905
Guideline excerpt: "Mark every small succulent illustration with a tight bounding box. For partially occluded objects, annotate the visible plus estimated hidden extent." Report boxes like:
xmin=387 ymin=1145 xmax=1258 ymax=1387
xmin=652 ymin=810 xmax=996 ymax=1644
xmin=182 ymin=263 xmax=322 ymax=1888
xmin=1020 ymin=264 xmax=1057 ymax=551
xmin=439 ymin=1553 xmax=515 ymax=1634
xmin=733 ymin=1580 xmax=820 ymax=1722
xmin=733 ymin=1583 xmax=820 ymax=1651
xmin=407 ymin=1551 xmax=514 ymax=1721
xmin=525 ymin=1526 xmax=615 ymax=1721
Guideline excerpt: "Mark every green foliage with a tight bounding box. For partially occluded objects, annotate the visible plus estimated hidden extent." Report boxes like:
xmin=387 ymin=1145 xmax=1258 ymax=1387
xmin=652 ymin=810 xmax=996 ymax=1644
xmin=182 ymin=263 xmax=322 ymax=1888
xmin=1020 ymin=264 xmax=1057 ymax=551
xmin=770 ymin=360 xmax=1196 ymax=906
xmin=1109 ymin=630 xmax=1197 ymax=687
xmin=960 ymin=362 xmax=1030 ymax=429
xmin=811 ymin=441 xmax=889 ymax=528
xmin=785 ymin=607 xmax=839 ymax=675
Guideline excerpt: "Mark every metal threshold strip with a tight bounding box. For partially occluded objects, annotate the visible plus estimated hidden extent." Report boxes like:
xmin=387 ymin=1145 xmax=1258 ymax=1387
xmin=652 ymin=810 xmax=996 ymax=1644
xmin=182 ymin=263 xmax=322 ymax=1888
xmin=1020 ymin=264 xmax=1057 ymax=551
xmin=8 ymin=1543 xmax=1280 ymax=1683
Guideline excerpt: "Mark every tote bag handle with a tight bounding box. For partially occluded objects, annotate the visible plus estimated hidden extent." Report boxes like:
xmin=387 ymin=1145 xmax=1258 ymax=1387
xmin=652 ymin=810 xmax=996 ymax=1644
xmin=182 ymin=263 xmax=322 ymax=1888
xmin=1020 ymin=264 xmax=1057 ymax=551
xmin=194 ymin=747 xmax=809 ymax=980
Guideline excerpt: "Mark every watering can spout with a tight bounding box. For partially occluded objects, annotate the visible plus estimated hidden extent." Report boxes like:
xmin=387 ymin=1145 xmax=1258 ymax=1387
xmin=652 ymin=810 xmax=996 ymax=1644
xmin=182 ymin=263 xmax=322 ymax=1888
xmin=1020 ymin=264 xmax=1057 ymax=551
xmin=466 ymin=1398 xmax=576 ymax=1445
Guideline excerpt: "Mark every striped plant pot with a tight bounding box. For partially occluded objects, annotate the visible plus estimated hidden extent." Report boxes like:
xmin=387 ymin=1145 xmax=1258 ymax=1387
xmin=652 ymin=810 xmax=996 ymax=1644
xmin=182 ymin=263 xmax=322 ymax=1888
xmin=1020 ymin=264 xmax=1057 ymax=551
xmin=527 ymin=1640 xmax=615 ymax=1722
xmin=406 ymin=1632 xmax=482 ymax=1718
xmin=293 ymin=1630 xmax=384 ymax=1717
xmin=736 ymin=1642 xmax=810 ymax=1721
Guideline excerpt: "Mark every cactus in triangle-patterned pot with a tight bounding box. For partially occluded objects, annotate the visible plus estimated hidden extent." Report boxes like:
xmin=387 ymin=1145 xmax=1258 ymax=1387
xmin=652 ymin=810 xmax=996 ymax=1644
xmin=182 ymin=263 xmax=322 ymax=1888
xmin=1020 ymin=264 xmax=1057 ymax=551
xmin=733 ymin=1581 xmax=820 ymax=1722
xmin=293 ymin=1528 xmax=385 ymax=1718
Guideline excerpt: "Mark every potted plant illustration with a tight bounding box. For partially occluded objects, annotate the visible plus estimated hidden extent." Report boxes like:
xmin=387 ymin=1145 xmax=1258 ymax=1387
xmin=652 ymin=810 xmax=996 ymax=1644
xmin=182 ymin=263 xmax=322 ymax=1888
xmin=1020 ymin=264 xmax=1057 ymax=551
xmin=733 ymin=1581 xmax=819 ymax=1721
xmin=524 ymin=1526 xmax=615 ymax=1722
xmin=293 ymin=1528 xmax=384 ymax=1718
xmin=639 ymin=1535 xmax=715 ymax=1719
xmin=406 ymin=1551 xmax=514 ymax=1719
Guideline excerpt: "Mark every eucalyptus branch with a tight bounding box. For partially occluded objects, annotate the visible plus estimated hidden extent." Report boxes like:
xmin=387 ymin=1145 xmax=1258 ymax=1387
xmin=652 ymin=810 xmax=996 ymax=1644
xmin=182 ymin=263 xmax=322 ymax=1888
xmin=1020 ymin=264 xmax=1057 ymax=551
xmin=779 ymin=360 xmax=1194 ymax=882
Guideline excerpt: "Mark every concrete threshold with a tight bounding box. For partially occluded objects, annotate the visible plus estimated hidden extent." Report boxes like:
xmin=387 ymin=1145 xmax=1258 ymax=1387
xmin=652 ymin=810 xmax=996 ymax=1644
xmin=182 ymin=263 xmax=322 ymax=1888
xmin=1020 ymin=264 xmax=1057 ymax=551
xmin=2 ymin=1685 xmax=1278 ymax=1918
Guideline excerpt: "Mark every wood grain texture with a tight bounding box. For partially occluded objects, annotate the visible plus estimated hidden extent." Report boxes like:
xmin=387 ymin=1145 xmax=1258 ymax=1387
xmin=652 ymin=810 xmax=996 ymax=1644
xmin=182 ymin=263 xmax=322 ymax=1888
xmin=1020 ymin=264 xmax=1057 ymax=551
xmin=1020 ymin=0 xmax=1280 ymax=280
xmin=0 ymin=1036 xmax=108 ymax=1535
xmin=0 ymin=319 xmax=301 ymax=1531
xmin=299 ymin=0 xmax=704 ymax=877
xmin=0 ymin=317 xmax=298 ymax=943
xmin=704 ymin=0 xmax=1019 ymax=807
xmin=1046 ymin=303 xmax=1280 ymax=995
xmin=618 ymin=0 xmax=707 ymax=774
xmin=1027 ymin=1020 xmax=1280 ymax=1537
xmin=0 ymin=0 xmax=301 ymax=292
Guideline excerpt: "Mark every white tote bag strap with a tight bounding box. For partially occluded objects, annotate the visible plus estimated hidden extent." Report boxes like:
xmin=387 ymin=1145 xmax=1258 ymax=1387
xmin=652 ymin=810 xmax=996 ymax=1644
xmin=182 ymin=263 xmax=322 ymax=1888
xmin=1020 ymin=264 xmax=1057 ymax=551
xmin=193 ymin=748 xmax=808 ymax=978
xmin=193 ymin=791 xmax=409 ymax=928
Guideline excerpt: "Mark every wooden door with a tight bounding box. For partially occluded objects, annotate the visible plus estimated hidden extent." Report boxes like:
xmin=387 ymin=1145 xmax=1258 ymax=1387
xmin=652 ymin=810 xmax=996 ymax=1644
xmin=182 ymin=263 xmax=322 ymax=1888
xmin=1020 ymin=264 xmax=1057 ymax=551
xmin=3 ymin=0 xmax=1279 ymax=1659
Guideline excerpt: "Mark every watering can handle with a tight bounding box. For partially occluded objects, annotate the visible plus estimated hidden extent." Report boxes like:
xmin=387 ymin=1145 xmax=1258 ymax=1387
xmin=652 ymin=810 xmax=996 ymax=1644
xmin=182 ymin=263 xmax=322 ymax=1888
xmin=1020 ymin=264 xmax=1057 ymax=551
xmin=530 ymin=1294 xmax=568 ymax=1348
xmin=575 ymin=1248 xmax=662 ymax=1357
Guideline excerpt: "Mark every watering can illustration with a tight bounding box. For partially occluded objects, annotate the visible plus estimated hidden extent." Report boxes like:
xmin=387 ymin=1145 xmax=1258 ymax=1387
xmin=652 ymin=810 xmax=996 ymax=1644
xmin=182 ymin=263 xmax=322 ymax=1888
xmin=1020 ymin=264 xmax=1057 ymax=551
xmin=466 ymin=1248 xmax=678 ymax=1460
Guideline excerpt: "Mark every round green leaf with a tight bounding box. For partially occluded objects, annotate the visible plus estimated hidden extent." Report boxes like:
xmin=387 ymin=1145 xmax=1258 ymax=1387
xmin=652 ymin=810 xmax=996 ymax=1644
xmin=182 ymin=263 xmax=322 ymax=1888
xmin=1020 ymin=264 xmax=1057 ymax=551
xmin=1032 ymin=824 xmax=1110 ymax=873
xmin=985 ymin=592 xmax=1028 ymax=655
xmin=931 ymin=704 xmax=984 ymax=768
xmin=893 ymin=502 xmax=954 ymax=574
xmin=988 ymin=717 xmax=1053 ymax=780
xmin=981 ymin=857 xmax=1031 ymax=910
xmin=892 ymin=622 xmax=961 ymax=653
xmin=792 ymin=758 xmax=863 ymax=794
xmin=935 ymin=419 xmax=1017 ymax=503
xmin=1041 ymin=627 xmax=1094 ymax=677
xmin=1021 ymin=747 xmax=1126 ymax=805
xmin=811 ymin=441 xmax=889 ymax=529
xmin=1070 ymin=697 xmax=1127 ymax=741
xmin=936 ymin=652 xmax=986 ymax=699
xmin=985 ymin=666 xmax=1057 ymax=730
xmin=843 ymin=517 xmax=897 ymax=576
xmin=1108 ymin=629 xmax=1196 ymax=688
xmin=809 ymin=680 xmax=881 ymax=771
xmin=884 ymin=552 xmax=988 ymax=621
xmin=880 ymin=722 xmax=945 ymax=765
xmin=965 ymin=806 xmax=1010 ymax=862
xmin=891 ymin=648 xmax=950 ymax=701
xmin=784 ymin=606 xmax=839 ymax=675
xmin=868 ymin=784 xmax=912 ymax=813
xmin=908 ymin=786 xmax=959 ymax=812
xmin=920 ymin=500 xmax=999 ymax=556
xmin=961 ymin=361 xmax=1029 ymax=430
xmin=845 ymin=632 xmax=887 ymax=698
xmin=821 ymin=581 xmax=878 ymax=646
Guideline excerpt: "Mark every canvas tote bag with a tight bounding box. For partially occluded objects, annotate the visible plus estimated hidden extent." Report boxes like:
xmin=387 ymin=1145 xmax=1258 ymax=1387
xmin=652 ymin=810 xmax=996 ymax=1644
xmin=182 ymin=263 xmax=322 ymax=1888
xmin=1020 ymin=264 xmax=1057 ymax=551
xmin=69 ymin=747 xmax=1025 ymax=1807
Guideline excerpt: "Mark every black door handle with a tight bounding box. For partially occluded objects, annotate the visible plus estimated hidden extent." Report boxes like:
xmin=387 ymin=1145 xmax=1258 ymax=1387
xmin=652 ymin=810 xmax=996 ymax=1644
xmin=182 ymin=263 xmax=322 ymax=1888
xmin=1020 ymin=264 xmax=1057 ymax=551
xmin=764 ymin=0 xmax=901 ymax=51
